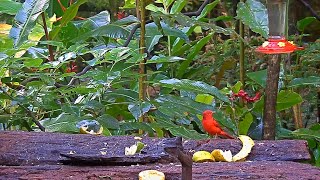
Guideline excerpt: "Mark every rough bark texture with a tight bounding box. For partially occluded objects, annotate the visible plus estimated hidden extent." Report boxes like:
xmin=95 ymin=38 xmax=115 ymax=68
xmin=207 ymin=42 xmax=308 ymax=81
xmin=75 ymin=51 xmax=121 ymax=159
xmin=0 ymin=131 xmax=311 ymax=165
xmin=263 ymin=55 xmax=281 ymax=140
xmin=0 ymin=131 xmax=182 ymax=166
xmin=0 ymin=131 xmax=317 ymax=180
xmin=1 ymin=161 xmax=319 ymax=180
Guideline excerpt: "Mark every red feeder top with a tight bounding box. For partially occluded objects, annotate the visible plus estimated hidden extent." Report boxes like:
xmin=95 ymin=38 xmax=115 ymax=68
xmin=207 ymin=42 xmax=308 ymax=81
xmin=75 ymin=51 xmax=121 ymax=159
xmin=256 ymin=38 xmax=303 ymax=54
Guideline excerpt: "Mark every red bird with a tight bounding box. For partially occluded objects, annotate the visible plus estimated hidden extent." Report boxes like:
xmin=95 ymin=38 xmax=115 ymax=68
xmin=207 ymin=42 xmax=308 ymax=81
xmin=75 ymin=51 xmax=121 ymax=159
xmin=202 ymin=110 xmax=234 ymax=139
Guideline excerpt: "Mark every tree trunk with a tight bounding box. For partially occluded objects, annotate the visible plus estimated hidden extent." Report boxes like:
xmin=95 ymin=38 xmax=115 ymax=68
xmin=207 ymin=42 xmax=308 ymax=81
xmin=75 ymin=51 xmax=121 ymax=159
xmin=263 ymin=55 xmax=281 ymax=140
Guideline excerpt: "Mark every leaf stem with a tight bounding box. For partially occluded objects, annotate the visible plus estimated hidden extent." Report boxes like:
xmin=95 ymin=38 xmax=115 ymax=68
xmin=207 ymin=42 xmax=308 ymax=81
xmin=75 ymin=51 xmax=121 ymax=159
xmin=41 ymin=12 xmax=54 ymax=62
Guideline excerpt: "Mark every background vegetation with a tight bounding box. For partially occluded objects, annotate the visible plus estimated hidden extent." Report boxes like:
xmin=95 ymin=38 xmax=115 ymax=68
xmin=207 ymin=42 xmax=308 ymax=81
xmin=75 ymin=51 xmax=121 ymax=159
xmin=0 ymin=0 xmax=319 ymax=166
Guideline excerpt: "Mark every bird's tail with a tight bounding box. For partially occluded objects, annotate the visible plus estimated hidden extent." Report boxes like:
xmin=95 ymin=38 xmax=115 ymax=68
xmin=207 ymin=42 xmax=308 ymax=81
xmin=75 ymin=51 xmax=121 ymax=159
xmin=221 ymin=132 xmax=234 ymax=139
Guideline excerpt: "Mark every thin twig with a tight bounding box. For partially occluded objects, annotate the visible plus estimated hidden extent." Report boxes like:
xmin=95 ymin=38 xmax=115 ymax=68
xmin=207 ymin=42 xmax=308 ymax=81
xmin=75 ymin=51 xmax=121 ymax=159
xmin=297 ymin=0 xmax=320 ymax=21
xmin=55 ymin=65 xmax=92 ymax=87
xmin=41 ymin=12 xmax=54 ymax=62
xmin=0 ymin=87 xmax=45 ymax=131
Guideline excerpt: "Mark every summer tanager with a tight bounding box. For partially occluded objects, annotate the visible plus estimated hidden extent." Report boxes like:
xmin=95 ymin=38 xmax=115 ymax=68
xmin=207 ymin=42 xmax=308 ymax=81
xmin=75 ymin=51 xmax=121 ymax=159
xmin=202 ymin=110 xmax=234 ymax=139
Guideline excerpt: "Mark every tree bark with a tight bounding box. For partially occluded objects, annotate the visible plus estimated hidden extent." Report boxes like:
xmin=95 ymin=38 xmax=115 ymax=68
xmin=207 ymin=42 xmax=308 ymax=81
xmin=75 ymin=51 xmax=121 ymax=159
xmin=263 ymin=55 xmax=281 ymax=140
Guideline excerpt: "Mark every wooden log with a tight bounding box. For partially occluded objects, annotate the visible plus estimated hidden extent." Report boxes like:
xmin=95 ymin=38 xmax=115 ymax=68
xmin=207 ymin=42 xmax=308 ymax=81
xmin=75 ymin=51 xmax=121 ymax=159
xmin=0 ymin=131 xmax=182 ymax=166
xmin=0 ymin=131 xmax=311 ymax=166
xmin=183 ymin=139 xmax=311 ymax=162
xmin=0 ymin=161 xmax=319 ymax=180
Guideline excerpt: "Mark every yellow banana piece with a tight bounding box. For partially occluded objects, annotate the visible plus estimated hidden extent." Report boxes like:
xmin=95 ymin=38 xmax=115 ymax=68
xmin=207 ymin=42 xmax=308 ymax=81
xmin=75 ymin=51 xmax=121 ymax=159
xmin=192 ymin=151 xmax=215 ymax=162
xmin=232 ymin=135 xmax=255 ymax=162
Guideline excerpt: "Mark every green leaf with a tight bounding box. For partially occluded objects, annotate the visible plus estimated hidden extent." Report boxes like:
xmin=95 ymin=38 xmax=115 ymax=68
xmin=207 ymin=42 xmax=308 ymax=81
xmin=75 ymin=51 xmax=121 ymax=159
xmin=0 ymin=0 xmax=22 ymax=15
xmin=74 ymin=10 xmax=110 ymax=29
xmin=128 ymin=101 xmax=152 ymax=120
xmin=247 ymin=69 xmax=267 ymax=88
xmin=9 ymin=0 xmax=50 ymax=48
xmin=40 ymin=113 xmax=82 ymax=133
xmin=163 ymin=0 xmax=174 ymax=8
xmin=122 ymin=0 xmax=135 ymax=9
xmin=24 ymin=58 xmax=43 ymax=67
xmin=146 ymin=35 xmax=163 ymax=53
xmin=50 ymin=0 xmax=87 ymax=40
xmin=231 ymin=81 xmax=243 ymax=93
xmin=97 ymin=114 xmax=120 ymax=129
xmin=288 ymin=76 xmax=320 ymax=87
xmin=276 ymin=90 xmax=303 ymax=111
xmin=197 ymin=0 xmax=220 ymax=19
xmin=147 ymin=56 xmax=185 ymax=64
xmin=146 ymin=4 xmax=166 ymax=13
xmin=239 ymin=112 xmax=253 ymax=135
xmin=297 ymin=17 xmax=316 ymax=32
xmin=195 ymin=94 xmax=214 ymax=105
xmin=236 ymin=0 xmax=268 ymax=38
xmin=160 ymin=78 xmax=230 ymax=103
xmin=177 ymin=33 xmax=213 ymax=78
xmin=120 ymin=122 xmax=154 ymax=136
xmin=168 ymin=126 xmax=208 ymax=139
xmin=292 ymin=128 xmax=320 ymax=140
xmin=71 ymin=24 xmax=130 ymax=43
xmin=213 ymin=110 xmax=237 ymax=134
xmin=170 ymin=0 xmax=187 ymax=14
xmin=146 ymin=22 xmax=189 ymax=42
xmin=156 ymin=95 xmax=213 ymax=117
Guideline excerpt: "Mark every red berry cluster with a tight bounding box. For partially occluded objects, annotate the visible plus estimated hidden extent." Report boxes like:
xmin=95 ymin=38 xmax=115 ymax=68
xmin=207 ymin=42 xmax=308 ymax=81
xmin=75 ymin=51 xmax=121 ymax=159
xmin=66 ymin=62 xmax=78 ymax=73
xmin=230 ymin=90 xmax=261 ymax=103
xmin=117 ymin=11 xmax=126 ymax=20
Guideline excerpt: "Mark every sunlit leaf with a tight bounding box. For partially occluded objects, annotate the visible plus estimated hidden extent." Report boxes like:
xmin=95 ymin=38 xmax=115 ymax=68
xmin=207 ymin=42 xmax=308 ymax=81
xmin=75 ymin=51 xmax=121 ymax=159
xmin=276 ymin=90 xmax=303 ymax=111
xmin=236 ymin=0 xmax=268 ymax=38
xmin=9 ymin=0 xmax=50 ymax=47
xmin=160 ymin=78 xmax=230 ymax=103
xmin=0 ymin=0 xmax=22 ymax=15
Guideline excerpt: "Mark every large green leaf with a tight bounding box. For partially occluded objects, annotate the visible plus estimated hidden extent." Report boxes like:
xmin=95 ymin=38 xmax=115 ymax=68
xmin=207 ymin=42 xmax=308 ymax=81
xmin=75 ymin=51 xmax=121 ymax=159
xmin=292 ymin=128 xmax=320 ymax=140
xmin=159 ymin=79 xmax=230 ymax=103
xmin=120 ymin=122 xmax=154 ymax=136
xmin=236 ymin=0 xmax=268 ymax=38
xmin=9 ymin=0 xmax=50 ymax=48
xmin=128 ymin=101 xmax=152 ymax=120
xmin=97 ymin=114 xmax=120 ymax=129
xmin=146 ymin=22 xmax=189 ymax=42
xmin=0 ymin=0 xmax=22 ymax=15
xmin=168 ymin=126 xmax=208 ymax=139
xmin=247 ymin=69 xmax=267 ymax=88
xmin=146 ymin=56 xmax=185 ymax=64
xmin=155 ymin=95 xmax=213 ymax=117
xmin=288 ymin=76 xmax=320 ymax=87
xmin=40 ymin=113 xmax=82 ymax=133
xmin=170 ymin=0 xmax=187 ymax=14
xmin=297 ymin=17 xmax=317 ymax=32
xmin=197 ymin=0 xmax=220 ymax=19
xmin=213 ymin=110 xmax=237 ymax=134
xmin=50 ymin=0 xmax=87 ymax=40
xmin=155 ymin=115 xmax=208 ymax=139
xmin=177 ymin=32 xmax=213 ymax=78
xmin=239 ymin=112 xmax=253 ymax=135
xmin=73 ymin=10 xmax=110 ymax=29
xmin=71 ymin=24 xmax=130 ymax=43
xmin=276 ymin=90 xmax=303 ymax=111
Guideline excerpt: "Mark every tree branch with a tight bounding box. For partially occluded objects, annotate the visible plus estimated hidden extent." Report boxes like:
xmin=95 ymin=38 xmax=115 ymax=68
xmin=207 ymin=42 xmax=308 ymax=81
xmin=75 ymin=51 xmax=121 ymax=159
xmin=297 ymin=0 xmax=320 ymax=21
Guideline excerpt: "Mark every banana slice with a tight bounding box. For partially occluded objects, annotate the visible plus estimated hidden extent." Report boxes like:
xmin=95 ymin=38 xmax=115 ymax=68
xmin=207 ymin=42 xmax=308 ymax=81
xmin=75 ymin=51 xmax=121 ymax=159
xmin=211 ymin=149 xmax=233 ymax=162
xmin=192 ymin=151 xmax=215 ymax=162
xmin=232 ymin=135 xmax=255 ymax=162
xmin=139 ymin=170 xmax=165 ymax=180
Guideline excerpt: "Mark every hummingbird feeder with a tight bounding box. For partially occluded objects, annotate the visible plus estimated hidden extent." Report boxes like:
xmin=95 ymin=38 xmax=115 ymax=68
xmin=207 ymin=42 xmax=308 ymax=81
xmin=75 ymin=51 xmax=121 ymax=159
xmin=256 ymin=0 xmax=303 ymax=54
xmin=256 ymin=0 xmax=303 ymax=140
